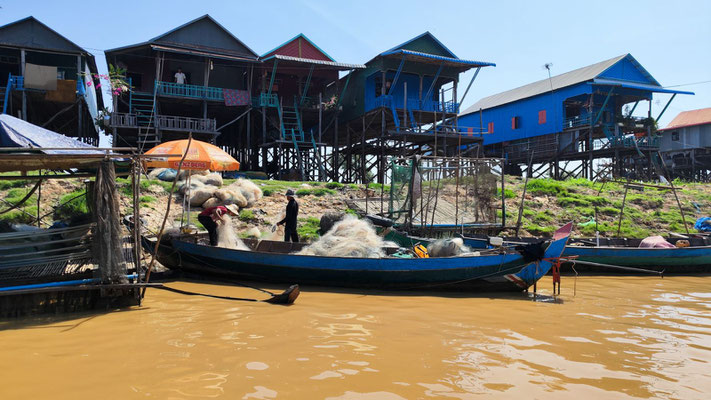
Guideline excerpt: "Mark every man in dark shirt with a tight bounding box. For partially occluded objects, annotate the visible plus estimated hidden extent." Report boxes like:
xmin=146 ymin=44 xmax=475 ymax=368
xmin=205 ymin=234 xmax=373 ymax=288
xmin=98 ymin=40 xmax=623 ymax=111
xmin=277 ymin=189 xmax=299 ymax=242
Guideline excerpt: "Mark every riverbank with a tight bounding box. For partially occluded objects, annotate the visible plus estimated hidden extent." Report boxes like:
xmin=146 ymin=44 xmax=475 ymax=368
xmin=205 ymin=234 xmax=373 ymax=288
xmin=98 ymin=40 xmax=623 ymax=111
xmin=2 ymin=174 xmax=710 ymax=239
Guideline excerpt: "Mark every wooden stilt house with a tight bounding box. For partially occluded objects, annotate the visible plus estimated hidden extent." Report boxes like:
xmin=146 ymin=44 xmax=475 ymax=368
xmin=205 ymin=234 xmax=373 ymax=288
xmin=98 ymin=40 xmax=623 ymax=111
xmin=0 ymin=17 xmax=103 ymax=145
xmin=105 ymin=15 xmax=259 ymax=150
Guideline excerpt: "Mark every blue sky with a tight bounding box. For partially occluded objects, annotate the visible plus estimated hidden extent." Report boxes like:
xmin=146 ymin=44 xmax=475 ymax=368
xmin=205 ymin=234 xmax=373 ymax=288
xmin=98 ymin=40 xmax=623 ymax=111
xmin=1 ymin=0 xmax=709 ymax=127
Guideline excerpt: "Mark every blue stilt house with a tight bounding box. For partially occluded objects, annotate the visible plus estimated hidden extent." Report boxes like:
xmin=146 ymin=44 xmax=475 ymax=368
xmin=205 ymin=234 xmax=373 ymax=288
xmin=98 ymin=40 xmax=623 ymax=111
xmin=458 ymin=54 xmax=693 ymax=179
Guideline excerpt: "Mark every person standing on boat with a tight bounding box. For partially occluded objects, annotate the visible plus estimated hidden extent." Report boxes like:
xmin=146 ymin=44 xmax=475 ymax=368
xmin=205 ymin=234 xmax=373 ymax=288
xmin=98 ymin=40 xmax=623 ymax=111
xmin=277 ymin=189 xmax=299 ymax=242
xmin=198 ymin=204 xmax=240 ymax=246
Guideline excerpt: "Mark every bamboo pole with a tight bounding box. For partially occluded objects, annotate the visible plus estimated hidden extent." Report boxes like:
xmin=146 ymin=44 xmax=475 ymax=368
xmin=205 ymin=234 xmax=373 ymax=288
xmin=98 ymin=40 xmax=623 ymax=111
xmin=142 ymin=135 xmax=192 ymax=298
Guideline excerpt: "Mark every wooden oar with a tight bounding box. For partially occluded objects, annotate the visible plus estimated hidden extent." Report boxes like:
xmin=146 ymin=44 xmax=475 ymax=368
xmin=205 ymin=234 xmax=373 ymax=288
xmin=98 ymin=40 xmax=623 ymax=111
xmin=571 ymin=260 xmax=664 ymax=276
xmin=152 ymin=284 xmax=300 ymax=305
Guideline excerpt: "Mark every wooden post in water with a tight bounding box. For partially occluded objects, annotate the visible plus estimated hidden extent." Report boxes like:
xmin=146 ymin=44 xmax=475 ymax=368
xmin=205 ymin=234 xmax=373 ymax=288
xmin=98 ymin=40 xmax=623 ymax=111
xmin=617 ymin=181 xmax=630 ymax=237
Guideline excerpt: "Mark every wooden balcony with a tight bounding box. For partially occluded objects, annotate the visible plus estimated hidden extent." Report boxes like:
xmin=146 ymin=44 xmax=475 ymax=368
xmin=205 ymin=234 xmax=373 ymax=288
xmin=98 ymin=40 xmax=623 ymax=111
xmin=110 ymin=112 xmax=138 ymax=128
xmin=155 ymin=81 xmax=224 ymax=101
xmin=155 ymin=115 xmax=217 ymax=134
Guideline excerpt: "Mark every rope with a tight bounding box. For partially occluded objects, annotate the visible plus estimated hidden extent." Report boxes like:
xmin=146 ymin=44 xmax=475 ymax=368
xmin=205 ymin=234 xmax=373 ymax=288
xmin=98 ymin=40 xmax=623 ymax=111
xmin=0 ymin=179 xmax=42 ymax=215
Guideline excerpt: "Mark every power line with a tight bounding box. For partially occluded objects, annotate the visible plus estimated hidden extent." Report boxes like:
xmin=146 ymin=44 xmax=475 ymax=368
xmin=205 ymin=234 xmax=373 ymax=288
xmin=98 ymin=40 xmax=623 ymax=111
xmin=664 ymin=80 xmax=711 ymax=88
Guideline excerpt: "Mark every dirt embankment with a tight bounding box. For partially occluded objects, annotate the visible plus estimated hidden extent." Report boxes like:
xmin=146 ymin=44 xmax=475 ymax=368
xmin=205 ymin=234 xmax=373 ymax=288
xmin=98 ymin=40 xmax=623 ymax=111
xmin=3 ymin=175 xmax=710 ymax=239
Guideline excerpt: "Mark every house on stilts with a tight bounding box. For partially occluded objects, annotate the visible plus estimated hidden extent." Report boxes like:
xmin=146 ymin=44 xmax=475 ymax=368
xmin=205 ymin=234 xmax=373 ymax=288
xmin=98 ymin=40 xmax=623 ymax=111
xmin=336 ymin=32 xmax=495 ymax=183
xmin=0 ymin=17 xmax=103 ymax=145
xmin=458 ymin=54 xmax=694 ymax=180
xmin=104 ymin=15 xmax=260 ymax=151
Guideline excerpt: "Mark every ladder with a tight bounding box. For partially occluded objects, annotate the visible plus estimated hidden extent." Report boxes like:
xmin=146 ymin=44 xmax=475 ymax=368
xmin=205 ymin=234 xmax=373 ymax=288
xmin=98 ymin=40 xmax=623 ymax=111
xmin=129 ymin=88 xmax=161 ymax=147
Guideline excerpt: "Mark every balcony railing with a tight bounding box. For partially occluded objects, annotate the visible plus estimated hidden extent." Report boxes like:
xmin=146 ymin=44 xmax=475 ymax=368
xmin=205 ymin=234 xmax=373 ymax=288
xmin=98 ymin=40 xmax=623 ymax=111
xmin=110 ymin=112 xmax=138 ymax=128
xmin=372 ymin=95 xmax=459 ymax=113
xmin=155 ymin=115 xmax=217 ymax=133
xmin=563 ymin=114 xmax=591 ymax=129
xmin=155 ymin=81 xmax=224 ymax=101
xmin=253 ymin=92 xmax=279 ymax=107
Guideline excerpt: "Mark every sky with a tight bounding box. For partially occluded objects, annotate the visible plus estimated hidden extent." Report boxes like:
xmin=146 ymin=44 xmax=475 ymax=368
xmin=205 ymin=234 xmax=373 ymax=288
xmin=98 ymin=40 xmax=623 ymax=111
xmin=1 ymin=0 xmax=709 ymax=128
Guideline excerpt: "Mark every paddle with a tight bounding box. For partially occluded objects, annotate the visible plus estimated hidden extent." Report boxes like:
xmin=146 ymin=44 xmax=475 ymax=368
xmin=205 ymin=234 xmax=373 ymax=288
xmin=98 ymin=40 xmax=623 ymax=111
xmin=152 ymin=284 xmax=300 ymax=304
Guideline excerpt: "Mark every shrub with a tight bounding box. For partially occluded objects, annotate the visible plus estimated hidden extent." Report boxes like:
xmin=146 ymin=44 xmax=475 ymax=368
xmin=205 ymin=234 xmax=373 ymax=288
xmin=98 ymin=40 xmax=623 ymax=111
xmin=312 ymin=188 xmax=335 ymax=197
xmin=325 ymin=182 xmax=344 ymax=190
xmin=262 ymin=188 xmax=273 ymax=196
xmin=295 ymin=189 xmax=312 ymax=196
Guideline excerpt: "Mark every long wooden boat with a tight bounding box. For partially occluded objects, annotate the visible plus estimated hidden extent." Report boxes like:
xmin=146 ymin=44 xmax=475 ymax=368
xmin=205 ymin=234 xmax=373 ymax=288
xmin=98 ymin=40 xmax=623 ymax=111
xmin=147 ymin=227 xmax=570 ymax=292
xmin=461 ymin=235 xmax=711 ymax=274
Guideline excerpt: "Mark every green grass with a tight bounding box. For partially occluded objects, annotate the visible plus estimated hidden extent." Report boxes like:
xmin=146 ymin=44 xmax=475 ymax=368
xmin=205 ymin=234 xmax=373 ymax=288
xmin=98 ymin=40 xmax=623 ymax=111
xmin=262 ymin=188 xmax=273 ymax=196
xmin=496 ymin=187 xmax=517 ymax=199
xmin=297 ymin=216 xmax=321 ymax=242
xmin=325 ymin=182 xmax=344 ymax=190
xmin=347 ymin=183 xmax=359 ymax=190
xmin=557 ymin=196 xmax=591 ymax=207
xmin=296 ymin=188 xmax=336 ymax=197
xmin=54 ymin=190 xmax=89 ymax=221
xmin=526 ymin=179 xmax=568 ymax=196
xmin=140 ymin=195 xmax=157 ymax=204
xmin=239 ymin=209 xmax=255 ymax=221
xmin=0 ymin=179 xmax=30 ymax=190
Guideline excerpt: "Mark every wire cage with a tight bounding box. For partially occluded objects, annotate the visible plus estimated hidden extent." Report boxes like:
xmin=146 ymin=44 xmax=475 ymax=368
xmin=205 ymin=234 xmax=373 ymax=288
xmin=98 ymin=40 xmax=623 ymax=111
xmin=388 ymin=156 xmax=506 ymax=234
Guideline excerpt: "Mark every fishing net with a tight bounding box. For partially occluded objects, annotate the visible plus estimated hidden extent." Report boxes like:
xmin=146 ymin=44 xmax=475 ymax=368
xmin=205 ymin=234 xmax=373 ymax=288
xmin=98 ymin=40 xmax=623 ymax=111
xmin=93 ymin=160 xmax=128 ymax=283
xmin=217 ymin=216 xmax=250 ymax=251
xmin=388 ymin=157 xmax=502 ymax=228
xmin=297 ymin=215 xmax=398 ymax=258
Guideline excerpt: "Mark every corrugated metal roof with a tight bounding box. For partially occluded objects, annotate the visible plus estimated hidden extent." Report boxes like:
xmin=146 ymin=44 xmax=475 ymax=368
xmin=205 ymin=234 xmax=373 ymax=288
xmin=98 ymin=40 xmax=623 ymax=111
xmin=262 ymin=54 xmax=365 ymax=69
xmin=461 ymin=54 xmax=628 ymax=115
xmin=380 ymin=49 xmax=495 ymax=68
xmin=592 ymin=78 xmax=694 ymax=95
xmin=660 ymin=107 xmax=711 ymax=131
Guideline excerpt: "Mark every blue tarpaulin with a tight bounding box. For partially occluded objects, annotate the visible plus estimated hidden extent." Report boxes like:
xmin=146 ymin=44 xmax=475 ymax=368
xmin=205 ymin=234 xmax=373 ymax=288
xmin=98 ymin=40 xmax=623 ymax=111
xmin=694 ymin=217 xmax=711 ymax=232
xmin=0 ymin=114 xmax=100 ymax=154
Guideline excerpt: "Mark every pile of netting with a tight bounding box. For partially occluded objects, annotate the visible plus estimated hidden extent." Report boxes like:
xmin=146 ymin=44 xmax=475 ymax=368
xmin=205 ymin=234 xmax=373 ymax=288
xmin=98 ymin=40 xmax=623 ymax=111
xmin=148 ymin=168 xmax=262 ymax=209
xmin=427 ymin=238 xmax=471 ymax=257
xmin=216 ymin=216 xmax=250 ymax=251
xmin=297 ymin=215 xmax=398 ymax=258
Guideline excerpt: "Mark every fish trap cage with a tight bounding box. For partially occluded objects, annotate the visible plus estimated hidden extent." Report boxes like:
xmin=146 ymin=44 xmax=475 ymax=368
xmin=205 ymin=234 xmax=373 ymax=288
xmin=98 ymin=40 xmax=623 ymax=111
xmin=388 ymin=156 xmax=506 ymax=234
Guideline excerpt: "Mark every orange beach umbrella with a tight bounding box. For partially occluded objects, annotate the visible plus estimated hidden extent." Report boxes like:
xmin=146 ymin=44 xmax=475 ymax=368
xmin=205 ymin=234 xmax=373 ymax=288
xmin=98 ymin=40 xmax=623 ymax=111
xmin=143 ymin=139 xmax=240 ymax=171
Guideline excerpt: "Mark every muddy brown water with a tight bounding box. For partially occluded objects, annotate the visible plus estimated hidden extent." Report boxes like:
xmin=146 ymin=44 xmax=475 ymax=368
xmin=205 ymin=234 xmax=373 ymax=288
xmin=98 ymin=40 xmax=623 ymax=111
xmin=1 ymin=276 xmax=710 ymax=399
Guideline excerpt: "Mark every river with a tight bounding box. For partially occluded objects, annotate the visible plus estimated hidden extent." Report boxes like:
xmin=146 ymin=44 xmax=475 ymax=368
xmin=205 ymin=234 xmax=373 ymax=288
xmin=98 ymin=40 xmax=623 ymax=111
xmin=1 ymin=276 xmax=710 ymax=399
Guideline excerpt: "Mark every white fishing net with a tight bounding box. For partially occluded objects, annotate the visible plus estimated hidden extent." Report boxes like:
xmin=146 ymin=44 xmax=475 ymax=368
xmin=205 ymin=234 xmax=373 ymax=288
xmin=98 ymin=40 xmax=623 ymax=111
xmin=297 ymin=215 xmax=398 ymax=258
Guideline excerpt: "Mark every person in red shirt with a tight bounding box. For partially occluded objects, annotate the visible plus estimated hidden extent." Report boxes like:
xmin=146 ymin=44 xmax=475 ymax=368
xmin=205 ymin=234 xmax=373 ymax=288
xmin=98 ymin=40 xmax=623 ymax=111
xmin=198 ymin=204 xmax=240 ymax=246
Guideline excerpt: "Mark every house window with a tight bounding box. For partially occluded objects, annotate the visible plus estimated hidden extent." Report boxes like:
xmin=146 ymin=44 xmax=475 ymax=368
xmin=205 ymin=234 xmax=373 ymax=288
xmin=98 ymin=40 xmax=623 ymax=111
xmin=538 ymin=110 xmax=547 ymax=124
xmin=672 ymin=131 xmax=679 ymax=141
xmin=511 ymin=116 xmax=521 ymax=129
xmin=488 ymin=122 xmax=494 ymax=133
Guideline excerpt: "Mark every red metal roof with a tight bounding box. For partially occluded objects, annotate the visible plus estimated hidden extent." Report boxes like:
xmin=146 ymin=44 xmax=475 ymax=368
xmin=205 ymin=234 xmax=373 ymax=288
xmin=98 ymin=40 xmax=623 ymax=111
xmin=661 ymin=107 xmax=711 ymax=131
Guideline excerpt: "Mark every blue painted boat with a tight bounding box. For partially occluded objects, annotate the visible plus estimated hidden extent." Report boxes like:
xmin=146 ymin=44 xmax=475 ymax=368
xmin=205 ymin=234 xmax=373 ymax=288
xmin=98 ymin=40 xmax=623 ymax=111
xmin=152 ymin=228 xmax=570 ymax=292
xmin=458 ymin=235 xmax=711 ymax=274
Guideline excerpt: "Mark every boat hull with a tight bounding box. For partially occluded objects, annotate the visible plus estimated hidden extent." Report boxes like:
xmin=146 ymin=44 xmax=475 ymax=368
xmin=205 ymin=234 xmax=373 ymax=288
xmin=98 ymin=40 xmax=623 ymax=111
xmin=155 ymin=236 xmax=568 ymax=292
xmin=457 ymin=236 xmax=711 ymax=274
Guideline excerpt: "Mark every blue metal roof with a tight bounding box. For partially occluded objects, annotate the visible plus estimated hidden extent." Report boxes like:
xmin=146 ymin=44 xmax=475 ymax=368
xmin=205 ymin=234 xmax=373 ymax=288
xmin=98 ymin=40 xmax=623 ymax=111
xmin=592 ymin=78 xmax=695 ymax=95
xmin=379 ymin=49 xmax=495 ymax=68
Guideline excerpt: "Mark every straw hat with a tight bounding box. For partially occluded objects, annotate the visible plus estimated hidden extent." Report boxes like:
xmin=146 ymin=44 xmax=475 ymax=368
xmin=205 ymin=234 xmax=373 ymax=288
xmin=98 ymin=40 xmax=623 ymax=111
xmin=225 ymin=204 xmax=240 ymax=215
